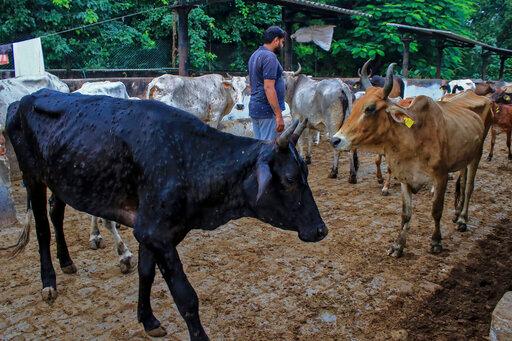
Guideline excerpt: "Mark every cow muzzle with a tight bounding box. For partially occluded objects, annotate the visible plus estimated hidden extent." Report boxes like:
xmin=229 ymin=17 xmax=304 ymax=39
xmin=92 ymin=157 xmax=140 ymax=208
xmin=331 ymin=133 xmax=351 ymax=151
xmin=299 ymin=224 xmax=328 ymax=242
xmin=236 ymin=103 xmax=245 ymax=110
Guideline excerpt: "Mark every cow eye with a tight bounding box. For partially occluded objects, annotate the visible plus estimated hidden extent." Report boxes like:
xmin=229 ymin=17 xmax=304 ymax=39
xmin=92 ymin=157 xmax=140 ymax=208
xmin=365 ymin=104 xmax=377 ymax=114
xmin=286 ymin=176 xmax=295 ymax=184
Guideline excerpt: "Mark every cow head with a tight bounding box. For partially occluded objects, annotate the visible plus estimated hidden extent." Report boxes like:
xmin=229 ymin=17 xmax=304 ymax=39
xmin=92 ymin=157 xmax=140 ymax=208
xmin=492 ymin=88 xmax=512 ymax=104
xmin=247 ymin=119 xmax=328 ymax=243
xmin=440 ymin=80 xmax=451 ymax=95
xmin=331 ymin=63 xmax=413 ymax=152
xmin=223 ymin=75 xmax=250 ymax=111
xmin=282 ymin=64 xmax=302 ymax=105
xmin=352 ymin=59 xmax=374 ymax=92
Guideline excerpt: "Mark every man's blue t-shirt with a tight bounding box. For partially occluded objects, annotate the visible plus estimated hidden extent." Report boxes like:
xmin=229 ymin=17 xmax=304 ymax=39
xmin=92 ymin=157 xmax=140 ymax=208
xmin=248 ymin=46 xmax=286 ymax=119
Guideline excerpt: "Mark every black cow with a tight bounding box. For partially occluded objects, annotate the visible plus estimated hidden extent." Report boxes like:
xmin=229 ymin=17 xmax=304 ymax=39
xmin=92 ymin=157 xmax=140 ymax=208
xmin=6 ymin=89 xmax=327 ymax=340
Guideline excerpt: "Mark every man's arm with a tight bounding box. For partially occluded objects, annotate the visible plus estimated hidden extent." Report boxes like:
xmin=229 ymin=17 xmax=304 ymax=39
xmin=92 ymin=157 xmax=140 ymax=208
xmin=263 ymin=79 xmax=285 ymax=132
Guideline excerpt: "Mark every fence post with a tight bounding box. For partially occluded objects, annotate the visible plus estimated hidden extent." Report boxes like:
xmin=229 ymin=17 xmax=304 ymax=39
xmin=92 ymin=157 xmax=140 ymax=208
xmin=177 ymin=6 xmax=191 ymax=76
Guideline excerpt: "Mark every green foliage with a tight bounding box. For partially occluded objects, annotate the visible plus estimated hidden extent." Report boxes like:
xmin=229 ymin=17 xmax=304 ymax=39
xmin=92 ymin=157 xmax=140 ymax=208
xmin=0 ymin=0 xmax=510 ymax=79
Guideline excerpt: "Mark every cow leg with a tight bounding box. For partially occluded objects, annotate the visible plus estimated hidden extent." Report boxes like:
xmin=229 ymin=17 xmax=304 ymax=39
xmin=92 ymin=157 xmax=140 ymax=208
xmin=388 ymin=183 xmax=413 ymax=258
xmin=348 ymin=150 xmax=359 ymax=184
xmin=137 ymin=243 xmax=166 ymax=337
xmin=89 ymin=216 xmax=106 ymax=250
xmin=507 ymin=131 xmax=512 ymax=160
xmin=154 ymin=245 xmax=208 ymax=340
xmin=48 ymin=194 xmax=77 ymax=274
xmin=382 ymin=166 xmax=392 ymax=196
xmin=430 ymin=175 xmax=448 ymax=254
xmin=328 ymin=149 xmax=339 ymax=179
xmin=28 ymin=182 xmax=57 ymax=303
xmin=487 ymin=127 xmax=496 ymax=161
xmin=453 ymin=169 xmax=467 ymax=223
xmin=103 ymin=219 xmax=135 ymax=274
xmin=375 ymin=154 xmax=384 ymax=184
xmin=456 ymin=159 xmax=480 ymax=231
xmin=305 ymin=128 xmax=312 ymax=164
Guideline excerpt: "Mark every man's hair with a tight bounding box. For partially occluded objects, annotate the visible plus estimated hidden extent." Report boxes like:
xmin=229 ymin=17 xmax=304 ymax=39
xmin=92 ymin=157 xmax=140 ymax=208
xmin=264 ymin=26 xmax=286 ymax=44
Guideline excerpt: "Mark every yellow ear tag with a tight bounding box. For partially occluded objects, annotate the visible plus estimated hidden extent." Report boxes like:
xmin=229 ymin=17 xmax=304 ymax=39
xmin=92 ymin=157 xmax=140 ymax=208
xmin=403 ymin=117 xmax=415 ymax=128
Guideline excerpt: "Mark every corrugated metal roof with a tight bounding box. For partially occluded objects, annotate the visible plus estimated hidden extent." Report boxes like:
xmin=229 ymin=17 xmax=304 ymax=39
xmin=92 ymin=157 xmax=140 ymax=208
xmin=172 ymin=0 xmax=371 ymax=18
xmin=388 ymin=23 xmax=512 ymax=57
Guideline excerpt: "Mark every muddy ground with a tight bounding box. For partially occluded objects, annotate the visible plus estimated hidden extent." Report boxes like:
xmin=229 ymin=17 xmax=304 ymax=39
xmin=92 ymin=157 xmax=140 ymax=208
xmin=1 ymin=135 xmax=511 ymax=340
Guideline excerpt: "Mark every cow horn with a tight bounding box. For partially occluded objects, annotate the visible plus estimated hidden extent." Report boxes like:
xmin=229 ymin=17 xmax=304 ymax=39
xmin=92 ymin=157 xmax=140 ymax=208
xmin=382 ymin=63 xmax=396 ymax=100
xmin=293 ymin=63 xmax=302 ymax=77
xmin=276 ymin=119 xmax=300 ymax=149
xmin=226 ymin=72 xmax=233 ymax=79
xmin=290 ymin=118 xmax=308 ymax=145
xmin=360 ymin=59 xmax=373 ymax=90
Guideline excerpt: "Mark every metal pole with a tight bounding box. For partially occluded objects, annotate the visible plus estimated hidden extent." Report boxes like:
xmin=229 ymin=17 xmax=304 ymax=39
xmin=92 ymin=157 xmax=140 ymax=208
xmin=177 ymin=7 xmax=191 ymax=76
xmin=401 ymin=37 xmax=412 ymax=77
xmin=481 ymin=52 xmax=491 ymax=80
xmin=283 ymin=9 xmax=293 ymax=71
xmin=436 ymin=42 xmax=444 ymax=79
xmin=499 ymin=55 xmax=507 ymax=80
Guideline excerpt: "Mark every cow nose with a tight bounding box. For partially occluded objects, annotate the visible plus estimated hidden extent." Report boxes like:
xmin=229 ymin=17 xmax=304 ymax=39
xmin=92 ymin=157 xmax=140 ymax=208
xmin=236 ymin=104 xmax=244 ymax=110
xmin=331 ymin=137 xmax=341 ymax=148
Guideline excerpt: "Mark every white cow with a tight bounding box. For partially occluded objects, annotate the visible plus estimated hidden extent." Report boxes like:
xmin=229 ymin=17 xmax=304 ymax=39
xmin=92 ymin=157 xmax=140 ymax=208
xmin=73 ymin=81 xmax=137 ymax=273
xmin=146 ymin=74 xmax=249 ymax=127
xmin=74 ymin=81 xmax=130 ymax=99
xmin=441 ymin=79 xmax=476 ymax=95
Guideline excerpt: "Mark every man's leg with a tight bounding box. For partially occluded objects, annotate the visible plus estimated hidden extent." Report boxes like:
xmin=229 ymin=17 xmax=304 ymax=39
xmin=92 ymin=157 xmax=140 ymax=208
xmin=259 ymin=118 xmax=277 ymax=141
xmin=251 ymin=118 xmax=261 ymax=140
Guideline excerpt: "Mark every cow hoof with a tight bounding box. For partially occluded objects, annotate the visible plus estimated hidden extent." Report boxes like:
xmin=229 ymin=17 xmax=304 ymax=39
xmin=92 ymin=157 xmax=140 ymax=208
xmin=509 ymin=155 xmax=512 ymax=160
xmin=327 ymin=171 xmax=337 ymax=179
xmin=41 ymin=287 xmax=57 ymax=304
xmin=430 ymin=243 xmax=443 ymax=254
xmin=61 ymin=263 xmax=78 ymax=274
xmin=377 ymin=178 xmax=384 ymax=184
xmin=348 ymin=176 xmax=357 ymax=184
xmin=381 ymin=189 xmax=390 ymax=196
xmin=119 ymin=255 xmax=136 ymax=274
xmin=486 ymin=156 xmax=492 ymax=162
xmin=89 ymin=237 xmax=106 ymax=250
xmin=457 ymin=223 xmax=467 ymax=232
xmin=305 ymin=156 xmax=312 ymax=165
xmin=387 ymin=244 xmax=403 ymax=258
xmin=146 ymin=326 xmax=167 ymax=337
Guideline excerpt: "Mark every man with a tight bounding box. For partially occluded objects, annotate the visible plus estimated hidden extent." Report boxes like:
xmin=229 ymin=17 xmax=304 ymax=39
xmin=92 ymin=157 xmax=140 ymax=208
xmin=248 ymin=26 xmax=286 ymax=140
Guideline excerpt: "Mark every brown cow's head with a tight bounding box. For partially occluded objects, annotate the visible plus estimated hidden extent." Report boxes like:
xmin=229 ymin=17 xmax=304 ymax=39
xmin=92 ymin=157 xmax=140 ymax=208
xmin=331 ymin=63 xmax=415 ymax=152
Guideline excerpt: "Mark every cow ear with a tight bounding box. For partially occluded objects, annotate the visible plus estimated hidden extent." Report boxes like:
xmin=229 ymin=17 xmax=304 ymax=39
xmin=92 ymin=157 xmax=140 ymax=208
xmin=256 ymin=162 xmax=272 ymax=202
xmin=386 ymin=106 xmax=416 ymax=128
xmin=222 ymin=81 xmax=233 ymax=89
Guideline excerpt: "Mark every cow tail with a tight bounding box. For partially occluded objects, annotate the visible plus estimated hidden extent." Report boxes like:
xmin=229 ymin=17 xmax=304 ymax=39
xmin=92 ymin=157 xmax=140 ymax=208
xmin=0 ymin=192 xmax=32 ymax=258
xmin=339 ymin=82 xmax=353 ymax=121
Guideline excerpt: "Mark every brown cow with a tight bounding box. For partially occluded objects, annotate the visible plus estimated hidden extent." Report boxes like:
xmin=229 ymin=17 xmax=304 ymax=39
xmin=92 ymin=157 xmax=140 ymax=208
xmin=331 ymin=63 xmax=492 ymax=257
xmin=487 ymin=102 xmax=512 ymax=161
xmin=474 ymin=81 xmax=495 ymax=97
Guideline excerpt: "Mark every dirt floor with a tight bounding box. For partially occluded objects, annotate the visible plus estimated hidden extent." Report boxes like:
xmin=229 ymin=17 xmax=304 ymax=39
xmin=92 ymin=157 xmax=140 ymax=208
xmin=1 ymin=135 xmax=512 ymax=341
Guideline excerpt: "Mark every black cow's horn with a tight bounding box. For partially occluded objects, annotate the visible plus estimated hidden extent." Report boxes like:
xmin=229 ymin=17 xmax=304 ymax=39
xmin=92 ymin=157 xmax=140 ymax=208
xmin=382 ymin=63 xmax=396 ymax=100
xmin=290 ymin=118 xmax=308 ymax=145
xmin=293 ymin=63 xmax=302 ymax=77
xmin=360 ymin=59 xmax=373 ymax=90
xmin=277 ymin=119 xmax=299 ymax=149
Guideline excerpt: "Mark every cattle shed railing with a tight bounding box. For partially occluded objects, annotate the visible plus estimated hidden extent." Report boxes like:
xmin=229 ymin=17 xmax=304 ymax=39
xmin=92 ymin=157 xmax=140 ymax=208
xmin=388 ymin=23 xmax=512 ymax=80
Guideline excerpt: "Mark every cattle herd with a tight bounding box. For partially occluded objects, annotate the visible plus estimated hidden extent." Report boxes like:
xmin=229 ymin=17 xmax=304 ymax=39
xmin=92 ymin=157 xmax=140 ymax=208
xmin=1 ymin=58 xmax=512 ymax=340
